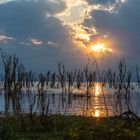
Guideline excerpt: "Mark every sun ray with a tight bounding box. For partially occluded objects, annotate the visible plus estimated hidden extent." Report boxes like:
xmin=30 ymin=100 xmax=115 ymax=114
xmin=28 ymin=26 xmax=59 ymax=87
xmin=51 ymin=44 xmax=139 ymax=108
xmin=90 ymin=43 xmax=105 ymax=52
xmin=90 ymin=42 xmax=113 ymax=53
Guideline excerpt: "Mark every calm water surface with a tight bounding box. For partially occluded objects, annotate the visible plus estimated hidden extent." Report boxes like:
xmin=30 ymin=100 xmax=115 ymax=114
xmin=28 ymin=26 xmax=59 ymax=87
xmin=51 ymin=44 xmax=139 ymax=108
xmin=0 ymin=83 xmax=140 ymax=117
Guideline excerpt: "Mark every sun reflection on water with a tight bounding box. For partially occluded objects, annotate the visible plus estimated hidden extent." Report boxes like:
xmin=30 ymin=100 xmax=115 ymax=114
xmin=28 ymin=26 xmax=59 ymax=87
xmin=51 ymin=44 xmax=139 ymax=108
xmin=93 ymin=83 xmax=102 ymax=117
xmin=94 ymin=110 xmax=100 ymax=117
xmin=78 ymin=83 xmax=107 ymax=117
xmin=95 ymin=83 xmax=102 ymax=96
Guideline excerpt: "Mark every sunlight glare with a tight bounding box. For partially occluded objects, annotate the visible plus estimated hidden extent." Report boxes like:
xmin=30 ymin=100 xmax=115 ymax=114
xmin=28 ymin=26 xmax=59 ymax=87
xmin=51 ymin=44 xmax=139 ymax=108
xmin=94 ymin=110 xmax=100 ymax=117
xmin=90 ymin=43 xmax=105 ymax=52
xmin=95 ymin=83 xmax=101 ymax=96
xmin=90 ymin=42 xmax=112 ymax=53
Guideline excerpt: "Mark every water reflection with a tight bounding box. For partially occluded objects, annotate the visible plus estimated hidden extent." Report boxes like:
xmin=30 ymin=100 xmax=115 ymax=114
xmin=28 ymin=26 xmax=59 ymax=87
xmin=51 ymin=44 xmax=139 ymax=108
xmin=93 ymin=83 xmax=102 ymax=117
xmin=0 ymin=82 xmax=139 ymax=117
xmin=94 ymin=83 xmax=101 ymax=96
xmin=83 ymin=83 xmax=104 ymax=117
xmin=94 ymin=110 xmax=100 ymax=117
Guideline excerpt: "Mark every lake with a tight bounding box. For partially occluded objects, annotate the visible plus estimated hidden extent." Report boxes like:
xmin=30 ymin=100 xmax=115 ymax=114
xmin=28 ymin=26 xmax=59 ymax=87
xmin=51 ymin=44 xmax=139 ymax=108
xmin=0 ymin=82 xmax=140 ymax=117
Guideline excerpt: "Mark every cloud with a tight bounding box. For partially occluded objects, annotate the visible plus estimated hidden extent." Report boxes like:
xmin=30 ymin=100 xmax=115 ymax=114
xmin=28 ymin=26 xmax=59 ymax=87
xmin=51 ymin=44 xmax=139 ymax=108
xmin=0 ymin=0 xmax=89 ymax=72
xmin=86 ymin=0 xmax=126 ymax=6
xmin=0 ymin=0 xmax=139 ymax=72
xmin=55 ymin=0 xmax=124 ymax=51
xmin=83 ymin=0 xmax=140 ymax=65
xmin=0 ymin=0 xmax=67 ymax=40
xmin=0 ymin=34 xmax=15 ymax=42
xmin=86 ymin=0 xmax=116 ymax=5
xmin=0 ymin=0 xmax=70 ymax=45
xmin=48 ymin=41 xmax=58 ymax=47
xmin=0 ymin=0 xmax=14 ymax=4
xmin=30 ymin=38 xmax=42 ymax=45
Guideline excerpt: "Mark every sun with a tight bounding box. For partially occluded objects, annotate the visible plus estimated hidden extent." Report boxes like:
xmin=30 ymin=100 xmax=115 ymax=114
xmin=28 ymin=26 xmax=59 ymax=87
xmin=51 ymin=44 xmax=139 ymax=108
xmin=90 ymin=43 xmax=105 ymax=52
xmin=90 ymin=42 xmax=112 ymax=53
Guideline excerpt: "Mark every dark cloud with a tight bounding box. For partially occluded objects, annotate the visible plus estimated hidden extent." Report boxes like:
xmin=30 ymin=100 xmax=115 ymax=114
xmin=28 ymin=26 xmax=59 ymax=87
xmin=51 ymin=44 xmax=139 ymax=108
xmin=1 ymin=0 xmax=139 ymax=72
xmin=86 ymin=0 xmax=116 ymax=5
xmin=0 ymin=0 xmax=88 ymax=72
xmin=0 ymin=0 xmax=67 ymax=41
xmin=84 ymin=0 xmax=140 ymax=65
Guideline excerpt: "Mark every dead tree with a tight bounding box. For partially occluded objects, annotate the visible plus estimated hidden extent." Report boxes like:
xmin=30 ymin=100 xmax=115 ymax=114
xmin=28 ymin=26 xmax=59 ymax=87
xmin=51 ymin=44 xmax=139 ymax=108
xmin=67 ymin=69 xmax=76 ymax=93
xmin=50 ymin=72 xmax=56 ymax=88
xmin=38 ymin=73 xmax=46 ymax=92
xmin=116 ymin=59 xmax=126 ymax=115
xmin=136 ymin=65 xmax=140 ymax=88
xmin=76 ymin=70 xmax=84 ymax=89
xmin=46 ymin=71 xmax=50 ymax=87
xmin=57 ymin=62 xmax=66 ymax=94
xmin=89 ymin=53 xmax=109 ymax=117
xmin=1 ymin=51 xmax=25 ymax=114
xmin=124 ymin=70 xmax=132 ymax=112
xmin=84 ymin=65 xmax=90 ymax=96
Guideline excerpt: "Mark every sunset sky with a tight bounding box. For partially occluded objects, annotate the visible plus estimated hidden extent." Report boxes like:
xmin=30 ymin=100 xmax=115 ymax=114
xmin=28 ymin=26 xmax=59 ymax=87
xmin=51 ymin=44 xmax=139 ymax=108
xmin=0 ymin=0 xmax=139 ymax=72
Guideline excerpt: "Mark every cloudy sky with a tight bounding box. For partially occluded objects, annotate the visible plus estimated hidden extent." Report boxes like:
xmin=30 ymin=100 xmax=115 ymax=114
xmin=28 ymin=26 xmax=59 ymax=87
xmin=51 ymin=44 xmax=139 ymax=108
xmin=0 ymin=0 xmax=139 ymax=72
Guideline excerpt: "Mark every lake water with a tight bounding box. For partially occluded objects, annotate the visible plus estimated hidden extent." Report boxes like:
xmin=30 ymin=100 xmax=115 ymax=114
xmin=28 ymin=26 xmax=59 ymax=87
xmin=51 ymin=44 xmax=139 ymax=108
xmin=0 ymin=82 xmax=140 ymax=117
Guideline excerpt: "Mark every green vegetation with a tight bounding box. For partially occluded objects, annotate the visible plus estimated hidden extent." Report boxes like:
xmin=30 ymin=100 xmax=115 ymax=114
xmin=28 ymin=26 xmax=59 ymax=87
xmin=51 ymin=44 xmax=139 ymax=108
xmin=0 ymin=115 xmax=140 ymax=140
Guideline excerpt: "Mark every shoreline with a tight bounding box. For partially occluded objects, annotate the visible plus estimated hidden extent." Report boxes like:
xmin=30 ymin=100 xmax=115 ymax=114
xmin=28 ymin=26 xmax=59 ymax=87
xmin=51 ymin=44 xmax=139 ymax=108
xmin=0 ymin=115 xmax=139 ymax=140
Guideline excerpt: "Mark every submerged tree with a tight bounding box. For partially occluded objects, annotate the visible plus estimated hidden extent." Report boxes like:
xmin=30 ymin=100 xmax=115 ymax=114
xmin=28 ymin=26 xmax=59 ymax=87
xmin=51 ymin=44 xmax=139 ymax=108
xmin=1 ymin=51 xmax=25 ymax=114
xmin=88 ymin=53 xmax=109 ymax=117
